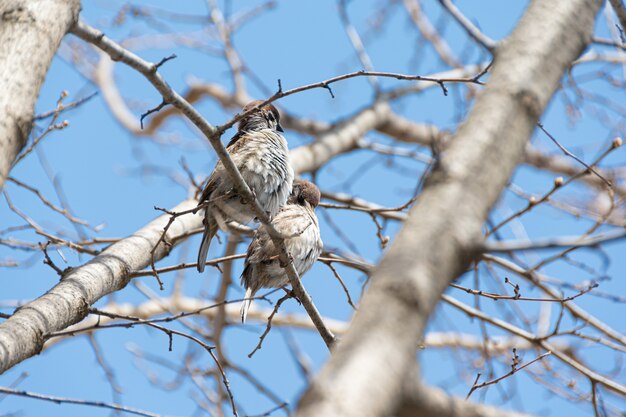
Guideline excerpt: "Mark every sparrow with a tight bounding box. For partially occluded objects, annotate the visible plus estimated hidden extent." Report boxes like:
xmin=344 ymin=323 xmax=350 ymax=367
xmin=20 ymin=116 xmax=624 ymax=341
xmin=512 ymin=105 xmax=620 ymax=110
xmin=197 ymin=100 xmax=294 ymax=273
xmin=240 ymin=179 xmax=323 ymax=323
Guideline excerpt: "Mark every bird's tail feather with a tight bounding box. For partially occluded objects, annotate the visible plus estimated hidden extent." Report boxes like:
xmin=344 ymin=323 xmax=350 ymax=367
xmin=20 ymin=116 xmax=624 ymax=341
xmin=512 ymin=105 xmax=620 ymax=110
xmin=197 ymin=213 xmax=217 ymax=273
xmin=240 ymin=287 xmax=255 ymax=323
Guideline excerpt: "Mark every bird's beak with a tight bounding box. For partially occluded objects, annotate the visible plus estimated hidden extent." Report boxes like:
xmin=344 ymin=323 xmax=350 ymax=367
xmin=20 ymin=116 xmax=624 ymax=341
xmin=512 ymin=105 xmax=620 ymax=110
xmin=276 ymin=123 xmax=284 ymax=132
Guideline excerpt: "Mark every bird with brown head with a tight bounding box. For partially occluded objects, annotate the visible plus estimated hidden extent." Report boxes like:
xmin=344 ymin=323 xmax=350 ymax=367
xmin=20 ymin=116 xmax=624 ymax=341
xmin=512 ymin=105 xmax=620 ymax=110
xmin=196 ymin=100 xmax=294 ymax=272
xmin=240 ymin=179 xmax=323 ymax=323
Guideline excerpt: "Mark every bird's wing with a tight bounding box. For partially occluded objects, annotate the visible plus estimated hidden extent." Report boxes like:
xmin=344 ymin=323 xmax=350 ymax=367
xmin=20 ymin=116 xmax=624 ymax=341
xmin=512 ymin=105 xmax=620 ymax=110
xmin=247 ymin=206 xmax=313 ymax=264
xmin=274 ymin=206 xmax=314 ymax=238
xmin=198 ymin=133 xmax=247 ymax=203
xmin=226 ymin=130 xmax=245 ymax=148
xmin=245 ymin=228 xmax=278 ymax=265
xmin=199 ymin=173 xmax=220 ymax=204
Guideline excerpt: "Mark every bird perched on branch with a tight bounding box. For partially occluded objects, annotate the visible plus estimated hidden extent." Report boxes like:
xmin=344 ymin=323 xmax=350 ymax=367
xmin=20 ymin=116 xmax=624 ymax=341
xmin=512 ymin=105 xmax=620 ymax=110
xmin=240 ymin=179 xmax=323 ymax=323
xmin=196 ymin=100 xmax=294 ymax=273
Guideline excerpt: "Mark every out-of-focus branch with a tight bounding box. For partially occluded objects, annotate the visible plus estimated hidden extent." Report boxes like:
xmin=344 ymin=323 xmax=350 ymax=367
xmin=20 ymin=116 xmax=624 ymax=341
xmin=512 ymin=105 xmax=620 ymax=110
xmin=290 ymin=102 xmax=391 ymax=174
xmin=486 ymin=228 xmax=626 ymax=252
xmin=208 ymin=0 xmax=247 ymax=102
xmin=338 ymin=0 xmax=380 ymax=92
xmin=0 ymin=0 xmax=80 ymax=191
xmin=379 ymin=112 xmax=626 ymax=198
xmin=295 ymin=1 xmax=602 ymax=416
xmin=44 ymin=295 xmax=571 ymax=356
xmin=376 ymin=111 xmax=447 ymax=145
xmin=398 ymin=382 xmax=532 ymax=417
xmin=438 ymin=0 xmax=497 ymax=51
xmin=404 ymin=0 xmax=462 ymax=68
xmin=94 ymin=53 xmax=142 ymax=135
xmin=524 ymin=145 xmax=626 ymax=198
xmin=47 ymin=296 xmax=348 ymax=344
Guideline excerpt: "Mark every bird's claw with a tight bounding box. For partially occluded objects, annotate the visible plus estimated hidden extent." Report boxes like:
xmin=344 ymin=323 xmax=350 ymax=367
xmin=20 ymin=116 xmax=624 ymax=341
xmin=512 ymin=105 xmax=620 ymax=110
xmin=290 ymin=290 xmax=302 ymax=305
xmin=279 ymin=253 xmax=294 ymax=268
xmin=241 ymin=189 xmax=258 ymax=205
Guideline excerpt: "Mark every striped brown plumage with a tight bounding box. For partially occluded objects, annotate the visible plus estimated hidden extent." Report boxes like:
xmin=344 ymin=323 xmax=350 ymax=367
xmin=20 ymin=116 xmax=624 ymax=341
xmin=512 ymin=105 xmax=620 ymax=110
xmin=197 ymin=101 xmax=294 ymax=272
xmin=240 ymin=180 xmax=323 ymax=322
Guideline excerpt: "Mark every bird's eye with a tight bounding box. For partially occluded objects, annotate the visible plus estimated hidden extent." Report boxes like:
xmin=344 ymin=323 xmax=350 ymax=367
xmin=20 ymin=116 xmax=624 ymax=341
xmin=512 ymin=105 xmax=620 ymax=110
xmin=267 ymin=113 xmax=275 ymax=122
xmin=297 ymin=194 xmax=306 ymax=205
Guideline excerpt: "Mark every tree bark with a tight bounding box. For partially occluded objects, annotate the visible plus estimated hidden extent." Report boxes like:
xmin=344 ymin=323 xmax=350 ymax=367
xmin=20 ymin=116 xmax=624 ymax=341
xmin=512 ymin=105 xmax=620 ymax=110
xmin=294 ymin=1 xmax=602 ymax=416
xmin=0 ymin=199 xmax=199 ymax=373
xmin=0 ymin=0 xmax=80 ymax=191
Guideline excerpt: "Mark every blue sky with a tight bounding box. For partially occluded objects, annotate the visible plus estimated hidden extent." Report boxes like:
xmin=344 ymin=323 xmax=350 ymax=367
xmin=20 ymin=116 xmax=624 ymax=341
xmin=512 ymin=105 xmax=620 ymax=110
xmin=2 ymin=1 xmax=625 ymax=416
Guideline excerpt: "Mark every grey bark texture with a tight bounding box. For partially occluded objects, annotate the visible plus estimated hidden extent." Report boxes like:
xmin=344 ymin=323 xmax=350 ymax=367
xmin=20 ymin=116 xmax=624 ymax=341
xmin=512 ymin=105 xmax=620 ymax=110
xmin=294 ymin=1 xmax=602 ymax=417
xmin=0 ymin=200 xmax=199 ymax=373
xmin=0 ymin=0 xmax=81 ymax=191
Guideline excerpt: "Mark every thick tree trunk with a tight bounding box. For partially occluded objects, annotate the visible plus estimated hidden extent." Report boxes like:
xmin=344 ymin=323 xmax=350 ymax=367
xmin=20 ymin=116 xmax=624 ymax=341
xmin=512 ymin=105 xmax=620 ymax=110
xmin=294 ymin=1 xmax=602 ymax=416
xmin=0 ymin=0 xmax=80 ymax=190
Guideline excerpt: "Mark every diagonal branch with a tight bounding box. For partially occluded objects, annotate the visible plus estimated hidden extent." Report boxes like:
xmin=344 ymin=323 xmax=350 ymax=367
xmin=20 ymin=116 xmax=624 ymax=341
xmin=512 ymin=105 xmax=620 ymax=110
xmin=0 ymin=386 xmax=170 ymax=417
xmin=442 ymin=295 xmax=626 ymax=397
xmin=399 ymin=382 xmax=533 ymax=417
xmin=438 ymin=0 xmax=497 ymax=51
xmin=295 ymin=0 xmax=603 ymax=416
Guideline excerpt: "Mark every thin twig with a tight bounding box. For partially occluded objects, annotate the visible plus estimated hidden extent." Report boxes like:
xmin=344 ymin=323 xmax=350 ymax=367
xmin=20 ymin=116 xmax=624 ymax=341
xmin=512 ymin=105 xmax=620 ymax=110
xmin=0 ymin=386 xmax=172 ymax=417
xmin=466 ymin=350 xmax=552 ymax=399
xmin=537 ymin=122 xmax=612 ymax=188
xmin=438 ymin=0 xmax=497 ymax=51
xmin=449 ymin=281 xmax=598 ymax=303
xmin=320 ymin=259 xmax=356 ymax=309
xmin=248 ymin=293 xmax=292 ymax=358
xmin=34 ymin=91 xmax=98 ymax=120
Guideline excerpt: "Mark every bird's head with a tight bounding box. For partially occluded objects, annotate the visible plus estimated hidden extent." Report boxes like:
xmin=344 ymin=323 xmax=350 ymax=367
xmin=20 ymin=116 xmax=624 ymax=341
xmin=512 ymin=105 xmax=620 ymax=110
xmin=238 ymin=100 xmax=284 ymax=133
xmin=290 ymin=179 xmax=321 ymax=208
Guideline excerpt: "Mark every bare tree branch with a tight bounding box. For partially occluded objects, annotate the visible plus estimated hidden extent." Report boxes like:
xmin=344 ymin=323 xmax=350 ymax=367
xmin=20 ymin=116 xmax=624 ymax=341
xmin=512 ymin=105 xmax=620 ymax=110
xmin=486 ymin=228 xmax=626 ymax=252
xmin=0 ymin=0 xmax=80 ymax=191
xmin=442 ymin=295 xmax=626 ymax=397
xmin=438 ymin=0 xmax=497 ymax=51
xmin=295 ymin=1 xmax=602 ymax=416
xmin=0 ymin=199 xmax=199 ymax=373
xmin=398 ymin=382 xmax=533 ymax=417
xmin=0 ymin=386 xmax=172 ymax=417
xmin=379 ymin=112 xmax=626 ymax=198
